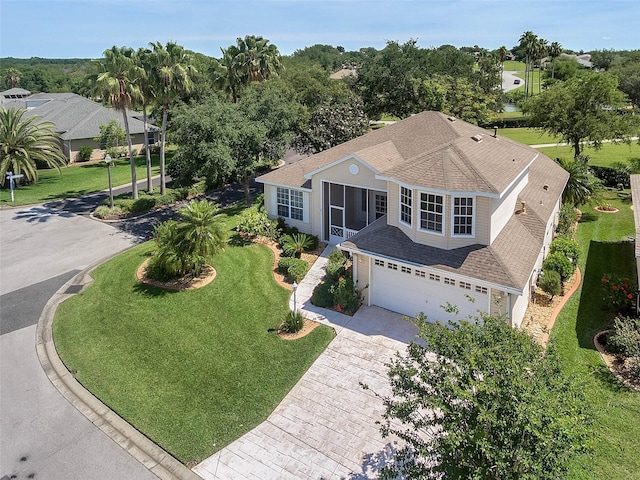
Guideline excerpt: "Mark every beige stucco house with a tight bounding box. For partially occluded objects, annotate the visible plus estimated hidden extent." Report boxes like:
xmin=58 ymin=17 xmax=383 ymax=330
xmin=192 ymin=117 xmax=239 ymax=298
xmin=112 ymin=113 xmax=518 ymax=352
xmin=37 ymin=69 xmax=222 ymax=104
xmin=257 ymin=111 xmax=569 ymax=327
xmin=0 ymin=90 xmax=158 ymax=163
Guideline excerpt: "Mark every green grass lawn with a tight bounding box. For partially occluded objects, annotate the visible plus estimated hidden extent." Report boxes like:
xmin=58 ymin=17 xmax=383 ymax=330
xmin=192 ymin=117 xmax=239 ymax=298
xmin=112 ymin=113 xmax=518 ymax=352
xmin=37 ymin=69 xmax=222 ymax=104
xmin=53 ymin=234 xmax=335 ymax=465
xmin=0 ymin=153 xmax=168 ymax=206
xmin=503 ymin=60 xmax=525 ymax=71
xmin=498 ymin=127 xmax=560 ymax=145
xmin=538 ymin=142 xmax=640 ymax=168
xmin=552 ymin=191 xmax=640 ymax=479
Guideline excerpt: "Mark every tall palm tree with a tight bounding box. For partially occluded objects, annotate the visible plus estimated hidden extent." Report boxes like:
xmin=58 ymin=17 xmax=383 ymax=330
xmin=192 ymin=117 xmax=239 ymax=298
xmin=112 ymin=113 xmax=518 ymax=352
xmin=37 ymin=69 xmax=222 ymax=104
xmin=137 ymin=47 xmax=155 ymax=193
xmin=5 ymin=68 xmax=22 ymax=89
xmin=498 ymin=46 xmax=509 ymax=92
xmin=214 ymin=45 xmax=244 ymax=103
xmin=149 ymin=41 xmax=196 ymax=195
xmin=519 ymin=31 xmax=537 ymax=99
xmin=214 ymin=35 xmax=282 ymax=103
xmin=535 ymin=38 xmax=548 ymax=94
xmin=549 ymin=41 xmax=562 ymax=80
xmin=93 ymin=46 xmax=143 ymax=199
xmin=0 ymin=107 xmax=67 ymax=183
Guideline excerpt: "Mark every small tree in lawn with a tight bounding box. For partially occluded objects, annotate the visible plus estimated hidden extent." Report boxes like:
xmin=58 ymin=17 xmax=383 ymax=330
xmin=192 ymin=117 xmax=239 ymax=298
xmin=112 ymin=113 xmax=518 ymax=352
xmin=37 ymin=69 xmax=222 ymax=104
xmin=94 ymin=120 xmax=126 ymax=159
xmin=366 ymin=314 xmax=591 ymax=480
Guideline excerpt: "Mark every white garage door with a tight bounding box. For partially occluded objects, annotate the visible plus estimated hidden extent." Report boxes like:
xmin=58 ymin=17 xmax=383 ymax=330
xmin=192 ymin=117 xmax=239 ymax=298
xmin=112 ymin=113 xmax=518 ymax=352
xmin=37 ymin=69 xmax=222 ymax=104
xmin=370 ymin=260 xmax=487 ymax=323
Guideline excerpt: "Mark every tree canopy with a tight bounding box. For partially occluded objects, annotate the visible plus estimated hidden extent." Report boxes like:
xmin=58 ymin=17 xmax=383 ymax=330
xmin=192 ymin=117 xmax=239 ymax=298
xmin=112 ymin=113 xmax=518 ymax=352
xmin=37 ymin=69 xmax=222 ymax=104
xmin=368 ymin=314 xmax=591 ymax=480
xmin=525 ymin=71 xmax=637 ymax=158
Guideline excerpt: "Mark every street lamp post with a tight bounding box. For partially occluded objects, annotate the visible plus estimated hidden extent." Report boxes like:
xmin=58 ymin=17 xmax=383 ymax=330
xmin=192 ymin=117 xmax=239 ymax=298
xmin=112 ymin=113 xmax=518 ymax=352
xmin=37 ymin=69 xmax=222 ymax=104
xmin=292 ymin=281 xmax=298 ymax=315
xmin=105 ymin=154 xmax=114 ymax=209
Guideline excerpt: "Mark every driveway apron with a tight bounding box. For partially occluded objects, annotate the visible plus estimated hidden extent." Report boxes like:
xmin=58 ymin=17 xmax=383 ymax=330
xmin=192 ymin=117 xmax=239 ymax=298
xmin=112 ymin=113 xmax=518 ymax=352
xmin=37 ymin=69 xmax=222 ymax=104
xmin=194 ymin=305 xmax=418 ymax=479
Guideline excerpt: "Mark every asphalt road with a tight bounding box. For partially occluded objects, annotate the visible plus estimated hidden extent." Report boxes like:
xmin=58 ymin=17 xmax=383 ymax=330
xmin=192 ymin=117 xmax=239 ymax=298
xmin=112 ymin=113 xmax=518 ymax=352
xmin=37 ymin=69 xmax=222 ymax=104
xmin=0 ymin=174 xmax=265 ymax=479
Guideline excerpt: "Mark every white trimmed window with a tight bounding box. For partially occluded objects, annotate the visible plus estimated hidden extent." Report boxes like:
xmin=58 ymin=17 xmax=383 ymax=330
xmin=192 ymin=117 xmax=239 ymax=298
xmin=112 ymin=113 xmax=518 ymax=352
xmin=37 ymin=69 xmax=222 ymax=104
xmin=277 ymin=187 xmax=304 ymax=221
xmin=375 ymin=194 xmax=387 ymax=219
xmin=400 ymin=187 xmax=412 ymax=225
xmin=429 ymin=273 xmax=441 ymax=282
xmin=444 ymin=277 xmax=455 ymax=286
xmin=388 ymin=262 xmax=398 ymax=271
xmin=401 ymin=266 xmax=412 ymax=274
xmin=374 ymin=259 xmax=385 ymax=267
xmin=415 ymin=270 xmax=426 ymax=278
xmin=475 ymin=285 xmax=488 ymax=294
xmin=453 ymin=197 xmax=474 ymax=236
xmin=459 ymin=281 xmax=471 ymax=290
xmin=420 ymin=193 xmax=444 ymax=233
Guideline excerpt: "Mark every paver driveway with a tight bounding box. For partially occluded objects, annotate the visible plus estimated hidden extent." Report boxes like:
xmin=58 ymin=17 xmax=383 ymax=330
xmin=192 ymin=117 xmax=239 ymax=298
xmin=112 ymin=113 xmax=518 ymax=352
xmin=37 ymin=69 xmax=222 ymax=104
xmin=194 ymin=306 xmax=418 ymax=480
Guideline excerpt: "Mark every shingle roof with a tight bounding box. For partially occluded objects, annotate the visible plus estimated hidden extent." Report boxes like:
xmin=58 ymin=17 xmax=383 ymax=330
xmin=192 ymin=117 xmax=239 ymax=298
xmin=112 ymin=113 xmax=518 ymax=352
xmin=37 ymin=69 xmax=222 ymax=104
xmin=344 ymin=154 xmax=569 ymax=291
xmin=7 ymin=92 xmax=157 ymax=141
xmin=258 ymin=111 xmax=540 ymax=194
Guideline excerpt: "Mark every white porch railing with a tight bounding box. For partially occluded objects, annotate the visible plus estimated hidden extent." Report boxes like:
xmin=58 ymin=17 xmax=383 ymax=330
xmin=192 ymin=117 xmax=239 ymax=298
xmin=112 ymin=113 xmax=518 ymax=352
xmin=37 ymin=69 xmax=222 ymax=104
xmin=345 ymin=228 xmax=359 ymax=239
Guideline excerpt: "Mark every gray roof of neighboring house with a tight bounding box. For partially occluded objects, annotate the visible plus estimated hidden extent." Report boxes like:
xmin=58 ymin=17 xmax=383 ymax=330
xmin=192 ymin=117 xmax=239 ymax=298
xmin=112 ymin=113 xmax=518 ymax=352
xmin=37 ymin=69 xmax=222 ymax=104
xmin=631 ymin=174 xmax=640 ymax=258
xmin=2 ymin=92 xmax=158 ymax=141
xmin=258 ymin=111 xmax=545 ymax=196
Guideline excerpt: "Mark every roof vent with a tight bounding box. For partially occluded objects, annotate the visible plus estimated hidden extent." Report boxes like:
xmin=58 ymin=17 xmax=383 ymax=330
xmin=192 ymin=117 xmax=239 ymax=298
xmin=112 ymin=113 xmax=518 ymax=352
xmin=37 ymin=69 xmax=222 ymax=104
xmin=447 ymin=116 xmax=456 ymax=122
xmin=543 ymin=184 xmax=549 ymax=191
xmin=471 ymin=134 xmax=483 ymax=142
xmin=518 ymin=201 xmax=527 ymax=214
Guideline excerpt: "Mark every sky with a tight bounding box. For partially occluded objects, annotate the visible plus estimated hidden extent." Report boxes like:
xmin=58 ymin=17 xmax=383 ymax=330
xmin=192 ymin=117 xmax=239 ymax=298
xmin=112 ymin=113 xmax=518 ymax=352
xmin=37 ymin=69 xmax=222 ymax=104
xmin=1 ymin=0 xmax=638 ymax=59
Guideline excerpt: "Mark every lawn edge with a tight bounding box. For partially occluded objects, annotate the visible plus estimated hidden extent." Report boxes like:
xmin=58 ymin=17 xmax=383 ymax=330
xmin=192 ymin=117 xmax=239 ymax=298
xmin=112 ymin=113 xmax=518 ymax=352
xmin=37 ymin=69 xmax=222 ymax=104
xmin=36 ymin=260 xmax=199 ymax=480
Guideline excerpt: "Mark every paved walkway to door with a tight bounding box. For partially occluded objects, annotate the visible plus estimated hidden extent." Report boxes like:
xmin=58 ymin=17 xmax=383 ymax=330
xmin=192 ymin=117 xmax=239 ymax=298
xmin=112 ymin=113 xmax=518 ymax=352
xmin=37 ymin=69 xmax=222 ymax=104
xmin=194 ymin=246 xmax=419 ymax=479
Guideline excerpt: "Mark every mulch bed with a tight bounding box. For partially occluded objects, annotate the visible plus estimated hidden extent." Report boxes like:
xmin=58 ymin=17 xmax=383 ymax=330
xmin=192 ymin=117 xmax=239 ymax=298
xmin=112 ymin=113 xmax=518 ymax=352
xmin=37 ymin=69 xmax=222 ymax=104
xmin=594 ymin=331 xmax=640 ymax=392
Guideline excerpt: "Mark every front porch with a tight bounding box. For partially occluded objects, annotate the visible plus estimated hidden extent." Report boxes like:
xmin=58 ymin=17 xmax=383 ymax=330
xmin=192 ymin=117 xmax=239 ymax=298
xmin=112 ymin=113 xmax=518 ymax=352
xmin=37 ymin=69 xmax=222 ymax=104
xmin=322 ymin=182 xmax=387 ymax=243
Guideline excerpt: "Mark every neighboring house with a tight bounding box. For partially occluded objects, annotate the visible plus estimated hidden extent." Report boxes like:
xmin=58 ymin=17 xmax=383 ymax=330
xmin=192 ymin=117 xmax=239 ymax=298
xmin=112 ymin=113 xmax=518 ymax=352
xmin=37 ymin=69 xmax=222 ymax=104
xmin=257 ymin=111 xmax=569 ymax=327
xmin=631 ymin=174 xmax=640 ymax=285
xmin=0 ymin=90 xmax=159 ymax=163
xmin=1 ymin=87 xmax=31 ymax=103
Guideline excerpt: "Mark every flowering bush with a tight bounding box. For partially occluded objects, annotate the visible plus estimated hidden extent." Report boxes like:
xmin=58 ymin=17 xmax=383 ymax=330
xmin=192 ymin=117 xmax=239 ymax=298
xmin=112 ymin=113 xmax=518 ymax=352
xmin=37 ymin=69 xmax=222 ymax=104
xmin=330 ymin=272 xmax=366 ymax=315
xmin=601 ymin=274 xmax=636 ymax=315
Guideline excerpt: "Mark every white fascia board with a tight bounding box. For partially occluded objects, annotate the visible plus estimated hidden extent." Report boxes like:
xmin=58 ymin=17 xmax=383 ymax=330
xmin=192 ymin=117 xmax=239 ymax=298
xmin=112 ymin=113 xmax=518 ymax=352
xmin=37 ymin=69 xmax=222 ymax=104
xmin=256 ymin=178 xmax=312 ymax=192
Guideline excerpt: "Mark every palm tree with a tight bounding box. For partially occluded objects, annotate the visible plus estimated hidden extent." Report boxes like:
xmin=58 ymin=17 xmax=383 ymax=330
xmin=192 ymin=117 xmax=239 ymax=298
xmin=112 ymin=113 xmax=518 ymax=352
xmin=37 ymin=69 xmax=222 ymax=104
xmin=149 ymin=41 xmax=196 ymax=195
xmin=519 ymin=31 xmax=537 ymax=99
xmin=152 ymin=199 xmax=227 ymax=278
xmin=93 ymin=46 xmax=143 ymax=199
xmin=5 ymin=68 xmax=22 ymax=89
xmin=535 ymin=38 xmax=548 ymax=94
xmin=214 ymin=35 xmax=282 ymax=103
xmin=137 ymin=47 xmax=155 ymax=193
xmin=549 ymin=42 xmax=562 ymax=80
xmin=214 ymin=45 xmax=244 ymax=103
xmin=555 ymin=157 xmax=603 ymax=207
xmin=0 ymin=107 xmax=67 ymax=183
xmin=498 ymin=46 xmax=509 ymax=92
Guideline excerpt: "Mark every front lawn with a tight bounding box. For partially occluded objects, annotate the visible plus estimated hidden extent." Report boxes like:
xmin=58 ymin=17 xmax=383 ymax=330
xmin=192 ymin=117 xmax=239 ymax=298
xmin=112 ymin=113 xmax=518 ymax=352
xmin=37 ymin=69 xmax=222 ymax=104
xmin=53 ymin=236 xmax=335 ymax=465
xmin=0 ymin=153 xmax=168 ymax=206
xmin=552 ymin=191 xmax=640 ymax=479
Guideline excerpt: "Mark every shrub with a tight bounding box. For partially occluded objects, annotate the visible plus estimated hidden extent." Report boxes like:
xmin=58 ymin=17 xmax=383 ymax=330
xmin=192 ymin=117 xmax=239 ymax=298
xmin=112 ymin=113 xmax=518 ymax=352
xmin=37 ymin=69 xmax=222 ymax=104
xmin=590 ymin=165 xmax=630 ymax=189
xmin=549 ymin=238 xmax=580 ymax=266
xmin=277 ymin=257 xmax=308 ymax=282
xmin=326 ymin=248 xmax=347 ymax=281
xmin=113 ymin=198 xmax=136 ymax=212
xmin=538 ymin=270 xmax=562 ymax=300
xmin=311 ymin=280 xmax=336 ymax=308
xmin=236 ymin=205 xmax=278 ymax=239
xmin=93 ymin=205 xmax=126 ymax=219
xmin=556 ymin=204 xmax=579 ymax=238
xmin=329 ymin=272 xmax=365 ymax=315
xmin=130 ymin=196 xmax=157 ymax=213
xmin=281 ymin=311 xmax=305 ymax=334
xmin=601 ymin=274 xmax=636 ymax=315
xmin=542 ymin=252 xmax=575 ymax=283
xmin=608 ymin=316 xmax=640 ymax=381
xmin=78 ymin=145 xmax=93 ymax=162
xmin=281 ymin=233 xmax=315 ymax=258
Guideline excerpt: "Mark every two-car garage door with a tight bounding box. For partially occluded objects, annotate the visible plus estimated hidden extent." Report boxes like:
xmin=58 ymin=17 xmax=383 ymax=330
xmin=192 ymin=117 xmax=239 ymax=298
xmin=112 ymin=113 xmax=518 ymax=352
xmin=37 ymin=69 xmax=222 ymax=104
xmin=370 ymin=259 xmax=488 ymax=323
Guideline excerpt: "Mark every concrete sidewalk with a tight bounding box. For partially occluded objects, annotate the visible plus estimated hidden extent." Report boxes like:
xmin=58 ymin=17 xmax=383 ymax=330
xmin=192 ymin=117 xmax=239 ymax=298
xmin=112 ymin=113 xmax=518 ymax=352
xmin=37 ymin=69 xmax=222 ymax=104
xmin=193 ymin=247 xmax=418 ymax=479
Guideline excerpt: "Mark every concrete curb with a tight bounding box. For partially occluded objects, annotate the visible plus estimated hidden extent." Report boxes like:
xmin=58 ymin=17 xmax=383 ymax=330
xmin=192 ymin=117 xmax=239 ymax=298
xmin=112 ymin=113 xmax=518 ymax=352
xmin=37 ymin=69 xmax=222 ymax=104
xmin=35 ymin=261 xmax=201 ymax=480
